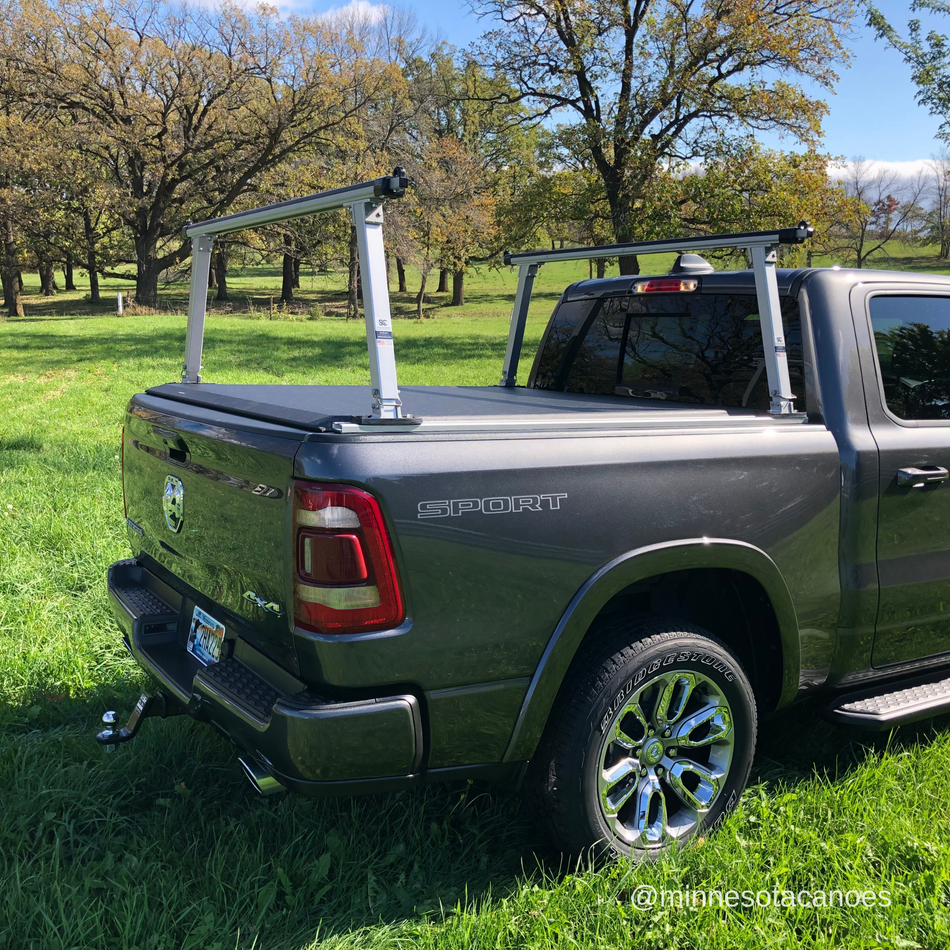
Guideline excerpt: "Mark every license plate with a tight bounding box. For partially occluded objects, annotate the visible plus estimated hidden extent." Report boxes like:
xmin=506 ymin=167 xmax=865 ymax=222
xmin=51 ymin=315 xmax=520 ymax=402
xmin=186 ymin=605 xmax=225 ymax=665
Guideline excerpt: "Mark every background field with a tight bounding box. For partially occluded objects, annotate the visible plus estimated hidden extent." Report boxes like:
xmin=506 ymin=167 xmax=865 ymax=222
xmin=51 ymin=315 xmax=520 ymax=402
xmin=1 ymin=259 xmax=949 ymax=949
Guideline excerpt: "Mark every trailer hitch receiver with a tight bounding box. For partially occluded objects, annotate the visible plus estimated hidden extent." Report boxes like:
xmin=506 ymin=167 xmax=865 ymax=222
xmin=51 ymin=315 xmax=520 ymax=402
xmin=96 ymin=691 xmax=185 ymax=751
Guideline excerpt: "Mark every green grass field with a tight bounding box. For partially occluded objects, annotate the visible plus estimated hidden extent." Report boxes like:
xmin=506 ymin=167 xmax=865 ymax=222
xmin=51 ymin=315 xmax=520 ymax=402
xmin=1 ymin=257 xmax=950 ymax=949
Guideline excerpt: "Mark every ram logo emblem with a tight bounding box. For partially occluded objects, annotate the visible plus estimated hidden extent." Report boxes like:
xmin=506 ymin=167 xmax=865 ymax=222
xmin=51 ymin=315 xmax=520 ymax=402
xmin=162 ymin=475 xmax=184 ymax=533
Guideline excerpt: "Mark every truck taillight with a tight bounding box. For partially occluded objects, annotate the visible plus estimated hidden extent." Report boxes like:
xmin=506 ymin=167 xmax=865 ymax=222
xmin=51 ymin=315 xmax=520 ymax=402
xmin=293 ymin=482 xmax=404 ymax=634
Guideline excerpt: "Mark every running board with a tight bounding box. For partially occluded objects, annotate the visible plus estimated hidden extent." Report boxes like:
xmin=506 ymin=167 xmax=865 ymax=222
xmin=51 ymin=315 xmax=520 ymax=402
xmin=822 ymin=669 xmax=950 ymax=729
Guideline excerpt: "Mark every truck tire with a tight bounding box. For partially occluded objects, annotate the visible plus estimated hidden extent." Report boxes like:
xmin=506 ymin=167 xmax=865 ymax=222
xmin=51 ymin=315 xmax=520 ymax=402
xmin=528 ymin=618 xmax=757 ymax=861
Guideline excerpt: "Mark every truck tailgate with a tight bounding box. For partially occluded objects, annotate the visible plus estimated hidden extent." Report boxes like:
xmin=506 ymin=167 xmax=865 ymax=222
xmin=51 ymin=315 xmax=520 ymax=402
xmin=123 ymin=398 xmax=302 ymax=673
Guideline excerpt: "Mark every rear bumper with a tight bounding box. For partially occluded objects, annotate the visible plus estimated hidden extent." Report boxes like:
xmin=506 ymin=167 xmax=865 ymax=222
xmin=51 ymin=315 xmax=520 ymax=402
xmin=107 ymin=558 xmax=423 ymax=794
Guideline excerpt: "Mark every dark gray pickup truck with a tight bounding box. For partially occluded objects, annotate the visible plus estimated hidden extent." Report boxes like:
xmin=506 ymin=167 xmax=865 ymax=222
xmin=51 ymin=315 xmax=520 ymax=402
xmin=100 ymin=174 xmax=950 ymax=860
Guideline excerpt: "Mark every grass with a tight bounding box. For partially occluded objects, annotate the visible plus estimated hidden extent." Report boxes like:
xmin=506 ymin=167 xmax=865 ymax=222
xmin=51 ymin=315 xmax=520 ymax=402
xmin=1 ymin=257 xmax=950 ymax=949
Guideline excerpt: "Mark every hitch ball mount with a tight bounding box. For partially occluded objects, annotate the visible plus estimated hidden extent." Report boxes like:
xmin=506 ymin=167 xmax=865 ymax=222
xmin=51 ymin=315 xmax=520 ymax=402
xmin=96 ymin=691 xmax=187 ymax=751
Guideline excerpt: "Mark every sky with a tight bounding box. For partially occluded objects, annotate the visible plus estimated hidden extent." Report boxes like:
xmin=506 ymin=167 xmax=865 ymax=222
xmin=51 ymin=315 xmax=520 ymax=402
xmin=309 ymin=0 xmax=946 ymax=168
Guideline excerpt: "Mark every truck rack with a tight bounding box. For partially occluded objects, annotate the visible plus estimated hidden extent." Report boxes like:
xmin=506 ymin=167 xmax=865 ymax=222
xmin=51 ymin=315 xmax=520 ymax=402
xmin=501 ymin=225 xmax=814 ymax=415
xmin=180 ymin=172 xmax=813 ymax=418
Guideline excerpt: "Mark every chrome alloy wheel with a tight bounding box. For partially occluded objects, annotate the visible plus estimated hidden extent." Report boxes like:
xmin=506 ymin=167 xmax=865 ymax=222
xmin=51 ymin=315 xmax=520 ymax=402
xmin=596 ymin=669 xmax=735 ymax=849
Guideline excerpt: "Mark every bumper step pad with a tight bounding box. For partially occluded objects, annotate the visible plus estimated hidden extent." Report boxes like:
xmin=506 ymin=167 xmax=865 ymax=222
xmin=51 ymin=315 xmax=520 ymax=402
xmin=822 ymin=669 xmax=950 ymax=729
xmin=196 ymin=658 xmax=281 ymax=725
xmin=113 ymin=583 xmax=175 ymax=620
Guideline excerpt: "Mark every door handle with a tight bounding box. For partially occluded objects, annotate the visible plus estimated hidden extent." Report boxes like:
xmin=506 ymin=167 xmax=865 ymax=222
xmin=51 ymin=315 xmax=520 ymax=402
xmin=897 ymin=465 xmax=950 ymax=488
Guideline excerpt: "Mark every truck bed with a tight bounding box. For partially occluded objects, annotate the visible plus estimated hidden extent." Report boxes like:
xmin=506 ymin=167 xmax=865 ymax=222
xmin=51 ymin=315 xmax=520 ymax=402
xmin=145 ymin=383 xmax=782 ymax=434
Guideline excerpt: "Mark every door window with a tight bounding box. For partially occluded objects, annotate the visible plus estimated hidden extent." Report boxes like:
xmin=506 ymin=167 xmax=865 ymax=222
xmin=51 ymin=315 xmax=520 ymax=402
xmin=869 ymin=295 xmax=950 ymax=421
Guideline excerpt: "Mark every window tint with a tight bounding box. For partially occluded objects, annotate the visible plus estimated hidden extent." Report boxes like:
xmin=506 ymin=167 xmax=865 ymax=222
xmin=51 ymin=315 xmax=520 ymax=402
xmin=530 ymin=297 xmax=600 ymax=389
xmin=560 ymin=293 xmax=802 ymax=410
xmin=559 ymin=297 xmax=629 ymax=394
xmin=870 ymin=295 xmax=950 ymax=421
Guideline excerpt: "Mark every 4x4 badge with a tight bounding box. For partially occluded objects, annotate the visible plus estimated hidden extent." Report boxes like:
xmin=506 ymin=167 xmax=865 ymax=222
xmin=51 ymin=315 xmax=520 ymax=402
xmin=243 ymin=591 xmax=283 ymax=617
xmin=163 ymin=475 xmax=184 ymax=533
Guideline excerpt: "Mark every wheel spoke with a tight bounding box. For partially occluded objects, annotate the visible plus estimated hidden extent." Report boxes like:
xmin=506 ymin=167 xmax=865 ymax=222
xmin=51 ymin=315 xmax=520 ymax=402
xmin=632 ymin=773 xmax=668 ymax=847
xmin=667 ymin=759 xmax=722 ymax=812
xmin=674 ymin=703 xmax=733 ymax=748
xmin=600 ymin=758 xmax=638 ymax=815
xmin=654 ymin=672 xmax=696 ymax=728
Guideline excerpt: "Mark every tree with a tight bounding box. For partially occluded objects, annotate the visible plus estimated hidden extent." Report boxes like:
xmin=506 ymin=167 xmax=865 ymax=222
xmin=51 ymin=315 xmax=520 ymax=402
xmin=6 ymin=0 xmax=393 ymax=306
xmin=408 ymin=51 xmax=543 ymax=303
xmin=831 ymin=158 xmax=927 ymax=267
xmin=473 ymin=0 xmax=856 ymax=272
xmin=398 ymin=137 xmax=497 ymax=319
xmin=927 ymin=151 xmax=950 ymax=258
xmin=678 ymin=142 xmax=857 ymax=266
xmin=868 ymin=0 xmax=950 ymax=142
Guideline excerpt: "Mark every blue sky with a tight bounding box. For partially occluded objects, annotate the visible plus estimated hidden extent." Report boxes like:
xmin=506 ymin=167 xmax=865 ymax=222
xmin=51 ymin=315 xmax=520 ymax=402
xmin=319 ymin=0 xmax=945 ymax=163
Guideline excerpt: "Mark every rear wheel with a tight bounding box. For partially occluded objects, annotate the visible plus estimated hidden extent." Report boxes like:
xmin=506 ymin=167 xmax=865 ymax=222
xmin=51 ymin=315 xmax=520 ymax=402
xmin=529 ymin=618 xmax=757 ymax=860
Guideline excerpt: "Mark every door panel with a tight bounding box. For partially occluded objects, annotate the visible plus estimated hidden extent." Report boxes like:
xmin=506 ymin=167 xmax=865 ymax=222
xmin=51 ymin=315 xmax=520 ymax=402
xmin=859 ymin=290 xmax=950 ymax=667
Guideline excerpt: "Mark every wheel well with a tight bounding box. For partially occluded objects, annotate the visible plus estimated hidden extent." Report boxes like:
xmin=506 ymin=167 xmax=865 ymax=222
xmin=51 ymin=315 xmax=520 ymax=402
xmin=586 ymin=568 xmax=785 ymax=712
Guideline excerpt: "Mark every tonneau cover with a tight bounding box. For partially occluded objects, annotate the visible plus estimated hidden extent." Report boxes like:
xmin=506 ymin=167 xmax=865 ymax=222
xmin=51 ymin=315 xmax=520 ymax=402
xmin=146 ymin=383 xmax=762 ymax=432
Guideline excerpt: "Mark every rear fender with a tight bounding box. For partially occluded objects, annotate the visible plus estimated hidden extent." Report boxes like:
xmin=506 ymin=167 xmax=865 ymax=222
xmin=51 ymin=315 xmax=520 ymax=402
xmin=502 ymin=538 xmax=800 ymax=762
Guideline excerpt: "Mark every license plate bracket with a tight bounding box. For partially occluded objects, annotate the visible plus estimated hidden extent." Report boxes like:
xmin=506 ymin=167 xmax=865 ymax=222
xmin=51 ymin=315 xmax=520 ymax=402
xmin=186 ymin=605 xmax=225 ymax=665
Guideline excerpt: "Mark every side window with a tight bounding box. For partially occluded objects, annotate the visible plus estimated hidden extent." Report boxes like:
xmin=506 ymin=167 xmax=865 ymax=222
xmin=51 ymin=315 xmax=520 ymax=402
xmin=559 ymin=293 xmax=803 ymax=410
xmin=869 ymin=295 xmax=950 ymax=421
xmin=561 ymin=297 xmax=628 ymax=393
xmin=530 ymin=297 xmax=601 ymax=389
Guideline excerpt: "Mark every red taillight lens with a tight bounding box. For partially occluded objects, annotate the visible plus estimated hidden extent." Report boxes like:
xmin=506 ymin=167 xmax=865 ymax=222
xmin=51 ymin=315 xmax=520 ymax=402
xmin=293 ymin=482 xmax=405 ymax=634
xmin=298 ymin=532 xmax=368 ymax=584
xmin=633 ymin=278 xmax=698 ymax=293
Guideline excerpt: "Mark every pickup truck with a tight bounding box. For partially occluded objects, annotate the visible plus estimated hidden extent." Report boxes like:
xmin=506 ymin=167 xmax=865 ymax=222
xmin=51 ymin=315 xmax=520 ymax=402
xmin=100 ymin=173 xmax=950 ymax=861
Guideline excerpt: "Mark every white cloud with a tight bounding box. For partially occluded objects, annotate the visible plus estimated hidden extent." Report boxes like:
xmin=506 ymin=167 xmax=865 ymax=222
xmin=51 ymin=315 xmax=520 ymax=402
xmin=315 ymin=0 xmax=388 ymax=24
xmin=829 ymin=159 xmax=935 ymax=185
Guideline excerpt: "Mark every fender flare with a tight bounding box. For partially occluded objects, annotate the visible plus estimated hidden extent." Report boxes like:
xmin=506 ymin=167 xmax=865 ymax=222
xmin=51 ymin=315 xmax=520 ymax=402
xmin=502 ymin=538 xmax=800 ymax=763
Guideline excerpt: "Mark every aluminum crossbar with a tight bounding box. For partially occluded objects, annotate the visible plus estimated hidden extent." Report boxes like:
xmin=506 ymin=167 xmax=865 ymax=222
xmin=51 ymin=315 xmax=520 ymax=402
xmin=499 ymin=223 xmax=813 ymax=415
xmin=180 ymin=170 xmax=409 ymax=419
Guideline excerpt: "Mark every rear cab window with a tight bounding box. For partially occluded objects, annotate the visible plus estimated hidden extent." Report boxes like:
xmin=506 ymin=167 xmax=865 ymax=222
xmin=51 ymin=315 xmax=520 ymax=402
xmin=530 ymin=289 xmax=803 ymax=412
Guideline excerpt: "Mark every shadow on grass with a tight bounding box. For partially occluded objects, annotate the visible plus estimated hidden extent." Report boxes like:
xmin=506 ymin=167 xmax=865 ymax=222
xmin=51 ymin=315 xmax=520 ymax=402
xmin=6 ymin=282 xmax=563 ymax=323
xmin=755 ymin=697 xmax=950 ymax=788
xmin=0 ymin=683 xmax=536 ymax=949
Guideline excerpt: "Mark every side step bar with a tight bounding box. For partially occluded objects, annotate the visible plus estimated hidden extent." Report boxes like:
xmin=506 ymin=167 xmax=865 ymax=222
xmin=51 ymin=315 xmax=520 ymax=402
xmin=822 ymin=669 xmax=950 ymax=729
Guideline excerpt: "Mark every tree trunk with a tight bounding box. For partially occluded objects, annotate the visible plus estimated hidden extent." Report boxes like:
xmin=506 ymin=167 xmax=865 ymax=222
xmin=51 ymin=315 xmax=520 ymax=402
xmin=16 ymin=270 xmax=23 ymax=292
xmin=2 ymin=219 xmax=23 ymax=318
xmin=82 ymin=209 xmax=100 ymax=304
xmin=607 ymin=187 xmax=640 ymax=275
xmin=396 ymin=256 xmax=407 ymax=293
xmin=437 ymin=268 xmax=449 ymax=293
xmin=64 ymin=253 xmax=77 ymax=291
xmin=38 ymin=258 xmax=57 ymax=296
xmin=416 ymin=270 xmax=428 ymax=320
xmin=208 ymin=256 xmax=216 ymax=288
xmin=292 ymin=256 xmax=300 ymax=289
xmin=618 ymin=255 xmax=640 ymax=275
xmin=596 ymin=259 xmax=607 ymax=279
xmin=281 ymin=235 xmax=294 ymax=302
xmin=451 ymin=269 xmax=464 ymax=307
xmin=347 ymin=225 xmax=359 ymax=320
xmin=214 ymin=250 xmax=229 ymax=302
xmin=135 ymin=260 xmax=161 ymax=307
xmin=133 ymin=227 xmax=164 ymax=307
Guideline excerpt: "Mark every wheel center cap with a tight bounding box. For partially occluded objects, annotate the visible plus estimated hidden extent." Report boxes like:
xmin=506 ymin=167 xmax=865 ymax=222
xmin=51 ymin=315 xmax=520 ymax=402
xmin=642 ymin=738 xmax=664 ymax=766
